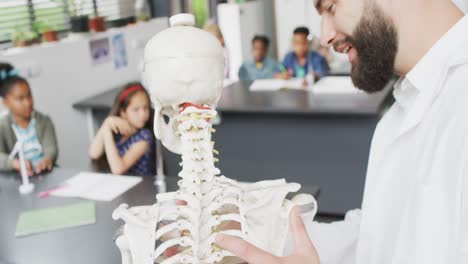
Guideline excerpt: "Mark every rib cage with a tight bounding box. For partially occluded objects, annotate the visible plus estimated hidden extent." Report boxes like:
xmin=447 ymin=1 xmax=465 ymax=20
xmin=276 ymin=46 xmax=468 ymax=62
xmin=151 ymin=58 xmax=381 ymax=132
xmin=112 ymin=103 xmax=317 ymax=264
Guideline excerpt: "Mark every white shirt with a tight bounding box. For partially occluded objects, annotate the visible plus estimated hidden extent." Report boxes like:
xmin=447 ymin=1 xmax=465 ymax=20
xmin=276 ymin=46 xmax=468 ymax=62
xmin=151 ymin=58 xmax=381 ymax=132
xmin=308 ymin=15 xmax=468 ymax=264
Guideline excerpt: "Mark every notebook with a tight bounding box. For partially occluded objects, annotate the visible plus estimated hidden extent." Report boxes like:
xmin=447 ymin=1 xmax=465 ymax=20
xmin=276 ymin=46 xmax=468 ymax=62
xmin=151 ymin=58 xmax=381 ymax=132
xmin=15 ymin=202 xmax=96 ymax=237
xmin=51 ymin=172 xmax=142 ymax=201
xmin=312 ymin=76 xmax=364 ymax=95
xmin=250 ymin=78 xmax=306 ymax=91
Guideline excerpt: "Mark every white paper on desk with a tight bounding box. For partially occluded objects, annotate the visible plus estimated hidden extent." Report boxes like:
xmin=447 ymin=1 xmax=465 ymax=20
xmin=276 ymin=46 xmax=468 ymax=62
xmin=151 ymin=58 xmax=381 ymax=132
xmin=312 ymin=76 xmax=364 ymax=95
xmin=51 ymin=172 xmax=142 ymax=201
xmin=284 ymin=78 xmax=306 ymax=90
xmin=250 ymin=78 xmax=306 ymax=91
xmin=250 ymin=79 xmax=283 ymax=91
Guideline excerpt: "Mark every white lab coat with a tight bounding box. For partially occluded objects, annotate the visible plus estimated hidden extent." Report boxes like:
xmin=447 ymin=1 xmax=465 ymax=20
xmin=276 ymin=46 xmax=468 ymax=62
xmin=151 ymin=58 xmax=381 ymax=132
xmin=307 ymin=15 xmax=468 ymax=264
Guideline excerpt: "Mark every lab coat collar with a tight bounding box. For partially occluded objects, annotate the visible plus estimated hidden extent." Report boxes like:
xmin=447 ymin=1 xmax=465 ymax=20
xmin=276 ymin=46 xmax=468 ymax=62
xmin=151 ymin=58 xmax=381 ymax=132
xmin=396 ymin=15 xmax=468 ymax=137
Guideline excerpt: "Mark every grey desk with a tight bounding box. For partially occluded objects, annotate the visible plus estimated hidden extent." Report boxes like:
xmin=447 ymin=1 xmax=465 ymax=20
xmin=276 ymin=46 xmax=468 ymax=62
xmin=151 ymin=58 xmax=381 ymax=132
xmin=74 ymin=81 xmax=393 ymax=215
xmin=73 ymin=81 xmax=390 ymax=115
xmin=0 ymin=169 xmax=176 ymax=264
xmin=1 ymin=169 xmax=319 ymax=263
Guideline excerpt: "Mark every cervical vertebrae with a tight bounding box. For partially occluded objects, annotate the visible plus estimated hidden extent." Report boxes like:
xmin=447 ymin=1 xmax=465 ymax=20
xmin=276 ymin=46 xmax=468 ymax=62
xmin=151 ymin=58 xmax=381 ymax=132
xmin=113 ymin=104 xmax=317 ymax=264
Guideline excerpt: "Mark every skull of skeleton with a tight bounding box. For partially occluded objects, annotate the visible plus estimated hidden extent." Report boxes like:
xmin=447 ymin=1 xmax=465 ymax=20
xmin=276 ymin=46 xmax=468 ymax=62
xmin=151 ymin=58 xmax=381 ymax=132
xmin=144 ymin=14 xmax=225 ymax=154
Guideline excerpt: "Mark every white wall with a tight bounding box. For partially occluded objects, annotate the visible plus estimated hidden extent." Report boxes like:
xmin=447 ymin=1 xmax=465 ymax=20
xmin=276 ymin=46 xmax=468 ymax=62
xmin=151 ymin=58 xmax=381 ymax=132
xmin=0 ymin=18 xmax=168 ymax=170
xmin=454 ymin=0 xmax=468 ymax=12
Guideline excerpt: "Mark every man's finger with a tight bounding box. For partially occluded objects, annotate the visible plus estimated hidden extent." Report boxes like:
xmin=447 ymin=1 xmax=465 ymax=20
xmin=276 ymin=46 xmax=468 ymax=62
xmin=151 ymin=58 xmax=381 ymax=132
xmin=215 ymin=234 xmax=278 ymax=264
xmin=290 ymin=206 xmax=317 ymax=256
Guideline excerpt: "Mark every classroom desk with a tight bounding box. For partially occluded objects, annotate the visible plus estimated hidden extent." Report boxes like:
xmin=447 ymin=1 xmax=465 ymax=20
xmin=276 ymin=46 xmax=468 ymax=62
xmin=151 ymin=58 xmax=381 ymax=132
xmin=0 ymin=168 xmax=320 ymax=264
xmin=0 ymin=169 xmax=176 ymax=264
xmin=73 ymin=80 xmax=393 ymax=215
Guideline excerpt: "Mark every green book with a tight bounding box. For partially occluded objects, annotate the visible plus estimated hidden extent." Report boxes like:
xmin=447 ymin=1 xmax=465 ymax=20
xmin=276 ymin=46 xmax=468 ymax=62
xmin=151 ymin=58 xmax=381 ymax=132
xmin=15 ymin=202 xmax=96 ymax=237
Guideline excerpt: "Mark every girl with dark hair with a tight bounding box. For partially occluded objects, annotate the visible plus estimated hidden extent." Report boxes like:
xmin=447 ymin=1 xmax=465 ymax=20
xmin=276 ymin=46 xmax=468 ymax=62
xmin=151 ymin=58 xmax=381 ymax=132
xmin=0 ymin=63 xmax=58 ymax=176
xmin=89 ymin=82 xmax=156 ymax=176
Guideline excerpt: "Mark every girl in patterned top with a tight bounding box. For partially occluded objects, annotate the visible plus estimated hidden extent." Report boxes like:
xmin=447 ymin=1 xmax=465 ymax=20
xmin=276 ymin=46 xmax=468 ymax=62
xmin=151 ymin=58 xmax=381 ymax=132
xmin=89 ymin=82 xmax=156 ymax=176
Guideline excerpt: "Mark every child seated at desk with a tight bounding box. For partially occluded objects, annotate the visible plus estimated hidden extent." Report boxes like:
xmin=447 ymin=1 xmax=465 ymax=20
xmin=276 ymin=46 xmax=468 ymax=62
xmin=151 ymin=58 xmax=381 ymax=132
xmin=89 ymin=83 xmax=156 ymax=176
xmin=238 ymin=35 xmax=281 ymax=81
xmin=276 ymin=27 xmax=330 ymax=81
xmin=0 ymin=63 xmax=58 ymax=176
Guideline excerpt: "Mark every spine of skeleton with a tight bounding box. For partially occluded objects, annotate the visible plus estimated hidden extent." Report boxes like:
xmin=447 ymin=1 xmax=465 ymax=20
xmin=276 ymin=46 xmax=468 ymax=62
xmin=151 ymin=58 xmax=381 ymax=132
xmin=176 ymin=103 xmax=221 ymax=262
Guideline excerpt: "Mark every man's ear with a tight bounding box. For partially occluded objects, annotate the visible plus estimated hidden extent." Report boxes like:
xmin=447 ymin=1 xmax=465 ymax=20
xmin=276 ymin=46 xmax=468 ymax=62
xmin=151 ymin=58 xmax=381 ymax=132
xmin=314 ymin=0 xmax=322 ymax=12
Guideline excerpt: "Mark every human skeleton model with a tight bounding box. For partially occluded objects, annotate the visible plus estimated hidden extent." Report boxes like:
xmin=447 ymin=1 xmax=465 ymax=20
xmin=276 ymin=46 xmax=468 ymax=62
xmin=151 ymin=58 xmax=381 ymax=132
xmin=112 ymin=14 xmax=318 ymax=264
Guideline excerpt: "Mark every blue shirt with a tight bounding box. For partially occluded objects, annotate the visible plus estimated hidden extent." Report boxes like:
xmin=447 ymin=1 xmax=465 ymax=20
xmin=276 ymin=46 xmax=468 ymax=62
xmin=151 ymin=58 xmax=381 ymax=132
xmin=238 ymin=57 xmax=280 ymax=80
xmin=281 ymin=51 xmax=329 ymax=78
xmin=115 ymin=128 xmax=155 ymax=176
xmin=13 ymin=118 xmax=44 ymax=166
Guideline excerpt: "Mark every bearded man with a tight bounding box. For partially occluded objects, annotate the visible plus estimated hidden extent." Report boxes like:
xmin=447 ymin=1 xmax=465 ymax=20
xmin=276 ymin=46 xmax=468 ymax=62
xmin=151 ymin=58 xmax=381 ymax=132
xmin=215 ymin=1 xmax=468 ymax=263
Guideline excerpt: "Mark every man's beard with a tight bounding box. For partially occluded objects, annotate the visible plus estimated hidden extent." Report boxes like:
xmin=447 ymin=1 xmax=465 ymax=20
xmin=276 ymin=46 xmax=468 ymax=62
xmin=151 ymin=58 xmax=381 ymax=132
xmin=348 ymin=3 xmax=398 ymax=93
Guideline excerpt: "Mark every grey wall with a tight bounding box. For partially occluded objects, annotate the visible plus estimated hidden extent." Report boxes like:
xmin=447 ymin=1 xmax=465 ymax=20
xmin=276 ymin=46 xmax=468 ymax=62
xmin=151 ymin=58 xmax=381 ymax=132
xmin=150 ymin=0 xmax=171 ymax=17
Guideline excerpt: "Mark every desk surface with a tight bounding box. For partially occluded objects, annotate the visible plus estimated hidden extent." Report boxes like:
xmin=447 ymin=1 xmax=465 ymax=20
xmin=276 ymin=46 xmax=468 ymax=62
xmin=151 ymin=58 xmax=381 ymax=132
xmin=0 ymin=169 xmax=319 ymax=264
xmin=0 ymin=169 xmax=177 ymax=264
xmin=73 ymin=80 xmax=392 ymax=116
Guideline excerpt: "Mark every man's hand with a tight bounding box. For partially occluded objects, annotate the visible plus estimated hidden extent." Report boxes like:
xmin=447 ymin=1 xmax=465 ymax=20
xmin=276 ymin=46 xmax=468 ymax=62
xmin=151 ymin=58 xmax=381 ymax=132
xmin=215 ymin=206 xmax=320 ymax=264
xmin=11 ymin=159 xmax=34 ymax=177
xmin=35 ymin=157 xmax=53 ymax=174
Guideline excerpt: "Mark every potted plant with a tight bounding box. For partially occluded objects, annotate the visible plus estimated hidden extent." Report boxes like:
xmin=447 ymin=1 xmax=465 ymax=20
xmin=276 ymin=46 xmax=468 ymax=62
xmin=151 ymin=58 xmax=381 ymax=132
xmin=63 ymin=0 xmax=90 ymax=33
xmin=135 ymin=0 xmax=151 ymax=22
xmin=89 ymin=15 xmax=105 ymax=32
xmin=34 ymin=20 xmax=59 ymax=42
xmin=11 ymin=26 xmax=40 ymax=47
xmin=70 ymin=15 xmax=89 ymax=33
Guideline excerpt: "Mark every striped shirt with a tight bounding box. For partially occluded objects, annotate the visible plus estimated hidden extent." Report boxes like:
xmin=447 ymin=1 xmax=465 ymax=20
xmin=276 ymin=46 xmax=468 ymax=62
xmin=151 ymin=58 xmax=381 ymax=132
xmin=13 ymin=118 xmax=44 ymax=166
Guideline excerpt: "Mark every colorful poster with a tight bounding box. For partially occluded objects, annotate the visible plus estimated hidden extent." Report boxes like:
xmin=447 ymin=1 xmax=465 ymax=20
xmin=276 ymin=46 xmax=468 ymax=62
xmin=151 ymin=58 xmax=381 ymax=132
xmin=89 ymin=38 xmax=111 ymax=65
xmin=112 ymin=34 xmax=128 ymax=69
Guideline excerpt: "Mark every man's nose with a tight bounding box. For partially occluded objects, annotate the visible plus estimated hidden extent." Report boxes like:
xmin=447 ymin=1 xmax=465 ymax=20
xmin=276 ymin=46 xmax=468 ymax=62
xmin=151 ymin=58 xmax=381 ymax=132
xmin=320 ymin=15 xmax=337 ymax=47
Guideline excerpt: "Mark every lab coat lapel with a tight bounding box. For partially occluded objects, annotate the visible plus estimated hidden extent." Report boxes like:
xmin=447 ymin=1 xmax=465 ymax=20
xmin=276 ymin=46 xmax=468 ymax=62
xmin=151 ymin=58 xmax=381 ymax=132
xmin=395 ymin=67 xmax=447 ymax=138
xmin=394 ymin=15 xmax=468 ymax=139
